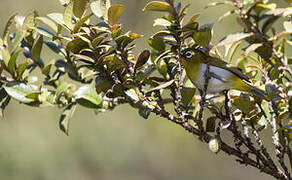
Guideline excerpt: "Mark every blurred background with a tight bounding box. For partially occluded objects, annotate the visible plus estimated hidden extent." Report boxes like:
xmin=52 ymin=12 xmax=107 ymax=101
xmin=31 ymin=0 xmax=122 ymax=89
xmin=0 ymin=0 xmax=289 ymax=179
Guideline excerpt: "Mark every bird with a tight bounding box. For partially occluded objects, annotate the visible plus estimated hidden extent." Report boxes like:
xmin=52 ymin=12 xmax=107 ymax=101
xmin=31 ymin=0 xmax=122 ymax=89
xmin=180 ymin=48 xmax=267 ymax=100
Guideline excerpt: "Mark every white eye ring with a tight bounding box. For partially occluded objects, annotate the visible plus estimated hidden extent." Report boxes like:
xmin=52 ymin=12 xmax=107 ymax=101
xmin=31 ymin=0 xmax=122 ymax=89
xmin=185 ymin=51 xmax=193 ymax=58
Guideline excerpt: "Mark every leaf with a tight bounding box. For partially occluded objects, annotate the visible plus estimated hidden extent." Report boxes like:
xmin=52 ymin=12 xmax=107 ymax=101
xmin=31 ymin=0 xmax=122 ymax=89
xmin=209 ymin=138 xmax=220 ymax=153
xmin=23 ymin=11 xmax=37 ymax=30
xmin=73 ymin=0 xmax=90 ymax=18
xmin=74 ymin=85 xmax=102 ymax=108
xmin=153 ymin=18 xmax=171 ymax=27
xmin=4 ymin=82 xmax=37 ymax=103
xmin=73 ymin=13 xmax=93 ymax=33
xmin=147 ymin=36 xmax=165 ymax=52
xmin=42 ymin=64 xmax=52 ymax=76
xmin=187 ymin=13 xmax=200 ymax=24
xmin=181 ymin=87 xmax=196 ymax=105
xmin=1 ymin=47 xmax=11 ymax=68
xmin=3 ymin=14 xmax=17 ymax=46
xmin=125 ymin=89 xmax=139 ymax=102
xmin=91 ymin=0 xmax=111 ymax=20
xmin=284 ymin=21 xmax=292 ymax=33
xmin=37 ymin=17 xmax=58 ymax=33
xmin=147 ymin=79 xmax=174 ymax=93
xmin=31 ymin=35 xmax=44 ymax=68
xmin=139 ymin=106 xmax=151 ymax=119
xmin=64 ymin=1 xmax=74 ymax=29
xmin=134 ymin=50 xmax=150 ymax=70
xmin=59 ymin=103 xmax=76 ymax=135
xmin=205 ymin=1 xmax=234 ymax=8
xmin=216 ymin=32 xmax=252 ymax=47
xmin=47 ymin=13 xmax=66 ymax=27
xmin=17 ymin=61 xmax=29 ymax=79
xmin=108 ymin=4 xmax=124 ymax=26
xmin=243 ymin=43 xmax=262 ymax=57
xmin=8 ymin=49 xmax=22 ymax=75
xmin=143 ymin=1 xmax=175 ymax=13
xmin=262 ymin=16 xmax=280 ymax=34
xmin=193 ymin=24 xmax=213 ymax=47
xmin=206 ymin=117 xmax=217 ymax=132
xmin=66 ymin=38 xmax=88 ymax=53
xmin=12 ymin=30 xmax=26 ymax=52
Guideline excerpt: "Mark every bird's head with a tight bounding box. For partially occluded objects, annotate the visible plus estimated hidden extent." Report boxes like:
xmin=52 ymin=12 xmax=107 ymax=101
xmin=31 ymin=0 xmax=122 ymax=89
xmin=180 ymin=48 xmax=206 ymax=68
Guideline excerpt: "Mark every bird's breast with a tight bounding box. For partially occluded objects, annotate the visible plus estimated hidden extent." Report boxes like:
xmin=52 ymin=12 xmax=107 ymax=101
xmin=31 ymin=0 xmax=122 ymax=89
xmin=192 ymin=64 xmax=235 ymax=93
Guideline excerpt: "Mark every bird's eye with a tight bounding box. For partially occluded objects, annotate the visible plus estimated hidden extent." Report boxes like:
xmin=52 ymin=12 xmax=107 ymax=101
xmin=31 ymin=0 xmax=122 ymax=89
xmin=185 ymin=51 xmax=193 ymax=59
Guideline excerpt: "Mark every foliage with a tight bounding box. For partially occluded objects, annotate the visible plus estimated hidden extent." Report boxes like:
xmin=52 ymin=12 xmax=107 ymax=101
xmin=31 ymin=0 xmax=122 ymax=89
xmin=0 ymin=0 xmax=291 ymax=179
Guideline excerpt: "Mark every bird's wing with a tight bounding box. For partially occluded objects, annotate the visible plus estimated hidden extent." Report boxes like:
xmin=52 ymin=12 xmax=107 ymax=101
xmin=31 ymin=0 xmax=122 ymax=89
xmin=205 ymin=56 xmax=251 ymax=83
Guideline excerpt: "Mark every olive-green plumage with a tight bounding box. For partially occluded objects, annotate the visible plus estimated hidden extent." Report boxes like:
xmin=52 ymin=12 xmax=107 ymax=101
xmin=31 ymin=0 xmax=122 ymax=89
xmin=180 ymin=48 xmax=267 ymax=99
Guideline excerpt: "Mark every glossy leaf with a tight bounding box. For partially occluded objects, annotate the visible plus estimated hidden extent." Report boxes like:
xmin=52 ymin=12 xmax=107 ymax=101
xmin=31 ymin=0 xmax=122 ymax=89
xmin=59 ymin=103 xmax=76 ymax=135
xmin=108 ymin=4 xmax=124 ymax=25
xmin=216 ymin=32 xmax=252 ymax=47
xmin=209 ymin=138 xmax=220 ymax=153
xmin=8 ymin=49 xmax=22 ymax=75
xmin=75 ymin=85 xmax=102 ymax=108
xmin=135 ymin=50 xmax=150 ymax=70
xmin=153 ymin=18 xmax=171 ymax=27
xmin=37 ymin=17 xmax=58 ymax=33
xmin=12 ymin=30 xmax=26 ymax=52
xmin=3 ymin=14 xmax=17 ymax=46
xmin=193 ymin=24 xmax=213 ymax=47
xmin=73 ymin=0 xmax=90 ymax=18
xmin=4 ymin=82 xmax=37 ymax=103
xmin=284 ymin=21 xmax=292 ymax=32
xmin=31 ymin=35 xmax=44 ymax=68
xmin=73 ymin=13 xmax=93 ymax=33
xmin=23 ymin=11 xmax=37 ymax=30
xmin=64 ymin=1 xmax=74 ymax=29
xmin=90 ymin=0 xmax=111 ymax=20
xmin=143 ymin=1 xmax=175 ymax=13
xmin=205 ymin=1 xmax=234 ymax=8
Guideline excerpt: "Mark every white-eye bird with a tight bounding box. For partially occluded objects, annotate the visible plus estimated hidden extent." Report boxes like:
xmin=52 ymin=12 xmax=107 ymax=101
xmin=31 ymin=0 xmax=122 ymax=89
xmin=180 ymin=48 xmax=267 ymax=99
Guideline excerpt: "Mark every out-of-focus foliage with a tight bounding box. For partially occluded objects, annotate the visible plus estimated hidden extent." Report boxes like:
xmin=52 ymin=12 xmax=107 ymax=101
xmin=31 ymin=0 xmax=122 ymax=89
xmin=0 ymin=0 xmax=291 ymax=179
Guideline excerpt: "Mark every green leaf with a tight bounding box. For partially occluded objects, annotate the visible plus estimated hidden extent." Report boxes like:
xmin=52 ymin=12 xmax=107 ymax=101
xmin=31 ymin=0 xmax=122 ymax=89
xmin=12 ymin=30 xmax=26 ymax=52
xmin=31 ymin=35 xmax=44 ymax=68
xmin=153 ymin=18 xmax=172 ymax=27
xmin=138 ymin=106 xmax=151 ymax=119
xmin=75 ymin=85 xmax=102 ymax=108
xmin=193 ymin=24 xmax=213 ymax=47
xmin=284 ymin=21 xmax=292 ymax=33
xmin=3 ymin=14 xmax=17 ymax=46
xmin=125 ymin=89 xmax=139 ymax=102
xmin=209 ymin=138 xmax=220 ymax=153
xmin=47 ymin=13 xmax=66 ymax=28
xmin=108 ymin=4 xmax=124 ymax=26
xmin=23 ymin=11 xmax=37 ymax=30
xmin=187 ymin=13 xmax=200 ymax=24
xmin=205 ymin=1 xmax=234 ymax=8
xmin=143 ymin=1 xmax=175 ymax=13
xmin=1 ymin=47 xmax=11 ymax=68
xmin=135 ymin=50 xmax=150 ymax=70
xmin=90 ymin=0 xmax=111 ymax=20
xmin=147 ymin=36 xmax=165 ymax=52
xmin=73 ymin=13 xmax=93 ymax=33
xmin=4 ymin=82 xmax=37 ymax=103
xmin=37 ymin=17 xmax=58 ymax=33
xmin=59 ymin=103 xmax=76 ymax=135
xmin=42 ymin=64 xmax=52 ymax=76
xmin=181 ymin=87 xmax=196 ymax=105
xmin=216 ymin=32 xmax=252 ymax=47
xmin=56 ymin=82 xmax=69 ymax=98
xmin=64 ymin=1 xmax=74 ymax=29
xmin=66 ymin=38 xmax=88 ymax=54
xmin=73 ymin=0 xmax=90 ymax=18
xmin=8 ymin=49 xmax=22 ymax=75
xmin=17 ymin=61 xmax=29 ymax=80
